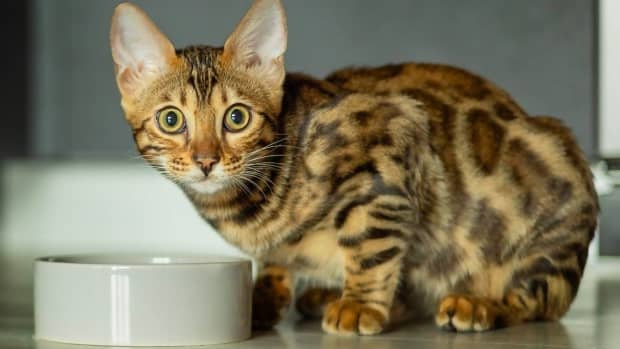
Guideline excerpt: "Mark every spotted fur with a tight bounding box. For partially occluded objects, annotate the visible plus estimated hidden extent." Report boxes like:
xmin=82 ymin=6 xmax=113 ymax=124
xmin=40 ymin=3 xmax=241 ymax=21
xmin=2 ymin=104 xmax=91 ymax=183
xmin=111 ymin=0 xmax=598 ymax=335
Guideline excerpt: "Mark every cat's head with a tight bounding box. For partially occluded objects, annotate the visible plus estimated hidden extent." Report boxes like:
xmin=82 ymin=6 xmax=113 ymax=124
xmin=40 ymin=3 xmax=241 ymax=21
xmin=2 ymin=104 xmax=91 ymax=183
xmin=110 ymin=0 xmax=287 ymax=195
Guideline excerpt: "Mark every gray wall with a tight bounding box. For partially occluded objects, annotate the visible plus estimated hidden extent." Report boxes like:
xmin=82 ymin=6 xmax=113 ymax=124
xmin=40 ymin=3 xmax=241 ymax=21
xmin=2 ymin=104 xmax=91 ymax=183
xmin=32 ymin=0 xmax=596 ymax=158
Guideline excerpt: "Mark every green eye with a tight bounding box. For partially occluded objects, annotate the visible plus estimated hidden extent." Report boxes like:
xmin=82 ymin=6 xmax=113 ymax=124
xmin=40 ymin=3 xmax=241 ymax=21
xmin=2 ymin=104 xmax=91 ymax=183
xmin=224 ymin=105 xmax=251 ymax=132
xmin=157 ymin=107 xmax=185 ymax=133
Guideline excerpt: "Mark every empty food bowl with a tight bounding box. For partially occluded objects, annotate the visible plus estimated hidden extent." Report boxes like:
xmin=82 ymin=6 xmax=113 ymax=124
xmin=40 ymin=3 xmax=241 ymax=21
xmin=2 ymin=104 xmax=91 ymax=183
xmin=34 ymin=255 xmax=252 ymax=346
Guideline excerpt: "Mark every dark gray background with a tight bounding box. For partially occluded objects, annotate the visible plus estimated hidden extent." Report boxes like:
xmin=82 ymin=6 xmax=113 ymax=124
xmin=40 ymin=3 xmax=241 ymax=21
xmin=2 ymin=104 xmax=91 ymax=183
xmin=0 ymin=2 xmax=29 ymax=158
xmin=30 ymin=0 xmax=597 ymax=158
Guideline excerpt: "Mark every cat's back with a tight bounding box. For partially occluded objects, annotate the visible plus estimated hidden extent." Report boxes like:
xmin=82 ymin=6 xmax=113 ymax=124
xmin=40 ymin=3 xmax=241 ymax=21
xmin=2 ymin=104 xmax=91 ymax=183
xmin=325 ymin=63 xmax=595 ymax=199
xmin=288 ymin=64 xmax=598 ymax=240
xmin=326 ymin=62 xmax=527 ymax=122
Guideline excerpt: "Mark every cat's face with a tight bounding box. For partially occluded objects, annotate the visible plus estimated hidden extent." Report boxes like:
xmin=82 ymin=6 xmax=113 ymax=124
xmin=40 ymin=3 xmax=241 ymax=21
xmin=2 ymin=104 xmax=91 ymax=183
xmin=110 ymin=0 xmax=287 ymax=195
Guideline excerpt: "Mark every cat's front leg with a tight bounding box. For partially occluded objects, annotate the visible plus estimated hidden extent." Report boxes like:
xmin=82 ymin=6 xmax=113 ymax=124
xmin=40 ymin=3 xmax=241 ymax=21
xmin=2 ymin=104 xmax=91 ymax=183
xmin=252 ymin=265 xmax=293 ymax=329
xmin=322 ymin=200 xmax=408 ymax=335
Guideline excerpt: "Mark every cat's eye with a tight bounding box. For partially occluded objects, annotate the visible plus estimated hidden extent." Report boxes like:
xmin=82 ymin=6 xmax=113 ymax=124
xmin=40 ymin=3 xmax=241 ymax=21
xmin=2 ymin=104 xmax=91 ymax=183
xmin=156 ymin=107 xmax=186 ymax=134
xmin=223 ymin=105 xmax=251 ymax=132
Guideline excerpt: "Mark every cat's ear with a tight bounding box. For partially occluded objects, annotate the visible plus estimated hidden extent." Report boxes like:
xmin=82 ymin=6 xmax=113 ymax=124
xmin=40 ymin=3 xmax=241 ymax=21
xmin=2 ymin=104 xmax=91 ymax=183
xmin=110 ymin=2 xmax=178 ymax=95
xmin=222 ymin=0 xmax=287 ymax=87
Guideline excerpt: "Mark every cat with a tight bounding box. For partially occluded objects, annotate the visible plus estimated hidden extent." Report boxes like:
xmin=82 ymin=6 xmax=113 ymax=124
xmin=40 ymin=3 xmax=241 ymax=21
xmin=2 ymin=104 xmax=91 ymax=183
xmin=110 ymin=0 xmax=598 ymax=335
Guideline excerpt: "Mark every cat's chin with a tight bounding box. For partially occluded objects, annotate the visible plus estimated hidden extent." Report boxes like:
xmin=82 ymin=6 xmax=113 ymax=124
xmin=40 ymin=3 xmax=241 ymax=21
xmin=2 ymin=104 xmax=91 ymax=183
xmin=185 ymin=179 xmax=229 ymax=195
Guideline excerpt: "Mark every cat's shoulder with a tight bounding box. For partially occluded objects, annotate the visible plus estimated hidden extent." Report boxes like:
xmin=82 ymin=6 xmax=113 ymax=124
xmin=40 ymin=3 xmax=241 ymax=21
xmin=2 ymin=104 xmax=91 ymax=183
xmin=305 ymin=87 xmax=422 ymax=120
xmin=300 ymin=91 xmax=427 ymax=152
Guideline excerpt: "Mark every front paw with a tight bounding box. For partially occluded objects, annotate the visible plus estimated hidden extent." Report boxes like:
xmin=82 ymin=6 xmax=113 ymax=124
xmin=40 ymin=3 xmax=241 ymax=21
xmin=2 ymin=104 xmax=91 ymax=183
xmin=322 ymin=298 xmax=387 ymax=335
xmin=252 ymin=267 xmax=292 ymax=330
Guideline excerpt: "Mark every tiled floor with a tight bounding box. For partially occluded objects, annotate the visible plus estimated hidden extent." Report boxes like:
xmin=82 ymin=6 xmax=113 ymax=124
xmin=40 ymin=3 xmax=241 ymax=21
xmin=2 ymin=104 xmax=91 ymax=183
xmin=1 ymin=260 xmax=618 ymax=349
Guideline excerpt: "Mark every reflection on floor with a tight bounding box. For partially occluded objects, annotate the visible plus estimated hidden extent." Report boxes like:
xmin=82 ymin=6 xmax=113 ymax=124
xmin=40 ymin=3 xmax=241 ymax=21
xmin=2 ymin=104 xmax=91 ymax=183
xmin=1 ymin=260 xmax=619 ymax=349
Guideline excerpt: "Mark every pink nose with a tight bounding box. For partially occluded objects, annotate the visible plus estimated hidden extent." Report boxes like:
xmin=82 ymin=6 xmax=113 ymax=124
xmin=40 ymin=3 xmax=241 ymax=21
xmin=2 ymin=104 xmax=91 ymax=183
xmin=194 ymin=156 xmax=219 ymax=176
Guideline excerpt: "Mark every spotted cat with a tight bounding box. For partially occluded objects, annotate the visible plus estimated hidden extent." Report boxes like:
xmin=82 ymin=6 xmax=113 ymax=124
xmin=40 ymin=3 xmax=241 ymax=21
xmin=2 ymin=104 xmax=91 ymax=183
xmin=110 ymin=0 xmax=598 ymax=335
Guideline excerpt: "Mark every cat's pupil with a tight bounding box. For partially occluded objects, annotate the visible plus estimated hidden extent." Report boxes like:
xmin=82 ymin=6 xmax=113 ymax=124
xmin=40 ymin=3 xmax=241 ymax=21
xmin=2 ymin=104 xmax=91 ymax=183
xmin=231 ymin=109 xmax=244 ymax=124
xmin=165 ymin=112 xmax=178 ymax=126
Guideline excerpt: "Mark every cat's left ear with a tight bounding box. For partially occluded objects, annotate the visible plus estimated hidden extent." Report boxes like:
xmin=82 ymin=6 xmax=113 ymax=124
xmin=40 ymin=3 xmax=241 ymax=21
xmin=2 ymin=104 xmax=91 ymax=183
xmin=222 ymin=0 xmax=288 ymax=88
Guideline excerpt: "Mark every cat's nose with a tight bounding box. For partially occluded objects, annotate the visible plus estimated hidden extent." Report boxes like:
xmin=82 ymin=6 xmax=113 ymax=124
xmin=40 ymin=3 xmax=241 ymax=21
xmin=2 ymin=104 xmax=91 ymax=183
xmin=194 ymin=156 xmax=220 ymax=176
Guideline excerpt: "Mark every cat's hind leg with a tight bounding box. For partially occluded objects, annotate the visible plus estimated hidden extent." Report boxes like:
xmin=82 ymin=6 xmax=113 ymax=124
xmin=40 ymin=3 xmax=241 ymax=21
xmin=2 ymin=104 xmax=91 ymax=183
xmin=435 ymin=243 xmax=591 ymax=332
xmin=435 ymin=192 xmax=596 ymax=333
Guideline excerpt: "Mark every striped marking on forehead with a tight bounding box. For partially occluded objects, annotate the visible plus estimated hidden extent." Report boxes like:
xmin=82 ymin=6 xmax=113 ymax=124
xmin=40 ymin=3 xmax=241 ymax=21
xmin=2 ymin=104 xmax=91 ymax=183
xmin=178 ymin=46 xmax=222 ymax=106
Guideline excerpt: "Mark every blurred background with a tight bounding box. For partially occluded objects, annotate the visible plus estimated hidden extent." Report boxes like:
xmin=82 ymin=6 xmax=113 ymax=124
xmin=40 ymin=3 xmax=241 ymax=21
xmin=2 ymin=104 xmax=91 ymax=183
xmin=1 ymin=0 xmax=617 ymax=321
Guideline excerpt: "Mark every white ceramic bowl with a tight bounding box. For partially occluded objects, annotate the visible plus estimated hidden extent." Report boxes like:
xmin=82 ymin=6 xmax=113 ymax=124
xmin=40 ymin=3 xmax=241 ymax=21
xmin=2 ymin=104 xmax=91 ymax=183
xmin=34 ymin=255 xmax=252 ymax=346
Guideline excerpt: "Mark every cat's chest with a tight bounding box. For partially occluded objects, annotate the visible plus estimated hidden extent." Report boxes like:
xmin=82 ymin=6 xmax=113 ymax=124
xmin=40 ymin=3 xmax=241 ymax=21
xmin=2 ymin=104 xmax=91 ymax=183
xmin=266 ymin=228 xmax=344 ymax=285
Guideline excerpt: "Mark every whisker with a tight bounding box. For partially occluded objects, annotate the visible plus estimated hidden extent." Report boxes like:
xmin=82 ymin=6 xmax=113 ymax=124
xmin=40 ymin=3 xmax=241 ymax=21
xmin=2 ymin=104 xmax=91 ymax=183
xmin=243 ymin=170 xmax=275 ymax=188
xmin=251 ymin=144 xmax=302 ymax=152
xmin=247 ymin=138 xmax=287 ymax=150
xmin=245 ymin=138 xmax=296 ymax=156
xmin=242 ymin=170 xmax=276 ymax=196
xmin=245 ymin=162 xmax=286 ymax=171
xmin=245 ymin=166 xmax=283 ymax=174
xmin=235 ymin=173 xmax=268 ymax=201
xmin=237 ymin=179 xmax=253 ymax=198
xmin=246 ymin=154 xmax=289 ymax=163
xmin=231 ymin=176 xmax=252 ymax=197
xmin=246 ymin=161 xmax=286 ymax=167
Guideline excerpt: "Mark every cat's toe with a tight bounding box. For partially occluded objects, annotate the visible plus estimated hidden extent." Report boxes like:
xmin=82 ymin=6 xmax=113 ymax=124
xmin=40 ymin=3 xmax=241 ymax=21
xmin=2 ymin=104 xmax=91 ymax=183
xmin=321 ymin=299 xmax=387 ymax=336
xmin=435 ymin=295 xmax=500 ymax=332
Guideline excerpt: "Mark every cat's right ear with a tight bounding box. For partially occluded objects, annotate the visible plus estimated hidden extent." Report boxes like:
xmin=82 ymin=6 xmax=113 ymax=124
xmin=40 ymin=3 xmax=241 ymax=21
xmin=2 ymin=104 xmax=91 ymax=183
xmin=110 ymin=2 xmax=178 ymax=95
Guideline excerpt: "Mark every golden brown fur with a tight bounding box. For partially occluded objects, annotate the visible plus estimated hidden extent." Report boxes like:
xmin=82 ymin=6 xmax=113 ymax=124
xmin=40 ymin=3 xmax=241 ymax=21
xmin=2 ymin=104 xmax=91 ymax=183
xmin=111 ymin=0 xmax=598 ymax=335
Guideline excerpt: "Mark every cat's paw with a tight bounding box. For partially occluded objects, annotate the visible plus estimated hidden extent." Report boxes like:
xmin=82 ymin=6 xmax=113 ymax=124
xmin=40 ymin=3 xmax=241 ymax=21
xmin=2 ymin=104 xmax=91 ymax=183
xmin=322 ymin=298 xmax=387 ymax=335
xmin=252 ymin=266 xmax=292 ymax=330
xmin=296 ymin=288 xmax=341 ymax=318
xmin=435 ymin=295 xmax=504 ymax=332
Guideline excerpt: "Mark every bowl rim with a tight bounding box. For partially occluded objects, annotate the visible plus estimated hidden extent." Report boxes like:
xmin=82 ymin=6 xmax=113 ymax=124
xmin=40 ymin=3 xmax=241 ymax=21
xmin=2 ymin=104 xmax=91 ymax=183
xmin=34 ymin=254 xmax=251 ymax=267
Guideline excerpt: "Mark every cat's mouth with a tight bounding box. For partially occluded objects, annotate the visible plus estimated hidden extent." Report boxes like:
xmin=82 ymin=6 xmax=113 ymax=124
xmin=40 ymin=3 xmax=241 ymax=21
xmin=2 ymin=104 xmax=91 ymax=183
xmin=182 ymin=164 xmax=231 ymax=194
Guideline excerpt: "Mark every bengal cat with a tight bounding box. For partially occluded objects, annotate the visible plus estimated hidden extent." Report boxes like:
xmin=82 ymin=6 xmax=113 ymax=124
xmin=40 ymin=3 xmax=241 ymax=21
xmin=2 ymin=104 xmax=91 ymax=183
xmin=110 ymin=0 xmax=598 ymax=335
